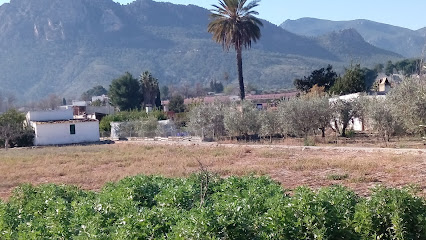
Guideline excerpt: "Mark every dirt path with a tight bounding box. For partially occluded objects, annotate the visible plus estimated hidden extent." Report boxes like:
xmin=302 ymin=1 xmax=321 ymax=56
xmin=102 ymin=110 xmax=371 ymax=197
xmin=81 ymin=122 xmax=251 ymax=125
xmin=119 ymin=140 xmax=426 ymax=155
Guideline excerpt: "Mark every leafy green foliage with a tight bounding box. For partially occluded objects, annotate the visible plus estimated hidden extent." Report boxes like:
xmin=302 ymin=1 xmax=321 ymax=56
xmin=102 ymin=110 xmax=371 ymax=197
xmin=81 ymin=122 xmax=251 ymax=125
xmin=386 ymin=59 xmax=421 ymax=76
xmin=168 ymin=95 xmax=185 ymax=113
xmin=140 ymin=71 xmax=161 ymax=108
xmin=99 ymin=110 xmax=166 ymax=132
xmin=366 ymin=97 xmax=403 ymax=141
xmin=108 ymin=72 xmax=142 ymax=111
xmin=330 ymin=64 xmax=366 ymax=95
xmin=0 ymin=175 xmax=425 ymax=239
xmin=209 ymin=80 xmax=224 ymax=93
xmin=294 ymin=64 xmax=338 ymax=92
xmin=81 ymin=85 xmax=108 ymax=101
xmin=331 ymin=99 xmax=358 ymax=137
xmin=224 ymin=101 xmax=261 ymax=138
xmin=187 ymin=101 xmax=226 ymax=140
xmin=259 ymin=110 xmax=282 ymax=141
xmin=353 ymin=187 xmax=426 ymax=239
xmin=160 ymin=86 xmax=170 ymax=100
xmin=278 ymin=95 xmax=331 ymax=138
xmin=0 ymin=109 xmax=34 ymax=149
xmin=387 ymin=78 xmax=426 ymax=134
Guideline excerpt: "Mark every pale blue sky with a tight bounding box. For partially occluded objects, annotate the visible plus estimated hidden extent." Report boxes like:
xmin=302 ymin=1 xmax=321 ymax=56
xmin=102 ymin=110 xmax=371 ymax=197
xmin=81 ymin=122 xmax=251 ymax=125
xmin=1 ymin=0 xmax=425 ymax=30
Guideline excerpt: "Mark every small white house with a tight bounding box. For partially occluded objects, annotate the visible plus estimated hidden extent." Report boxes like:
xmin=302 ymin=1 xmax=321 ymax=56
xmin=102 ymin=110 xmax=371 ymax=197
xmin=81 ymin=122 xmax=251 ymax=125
xmin=329 ymin=93 xmax=386 ymax=132
xmin=91 ymin=95 xmax=109 ymax=103
xmin=26 ymin=109 xmax=100 ymax=146
xmin=329 ymin=93 xmax=364 ymax=132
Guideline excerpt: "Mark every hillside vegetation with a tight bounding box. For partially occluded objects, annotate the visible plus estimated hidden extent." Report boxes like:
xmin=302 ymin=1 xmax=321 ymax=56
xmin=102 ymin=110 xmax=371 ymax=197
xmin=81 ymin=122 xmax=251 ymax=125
xmin=0 ymin=0 xmax=402 ymax=101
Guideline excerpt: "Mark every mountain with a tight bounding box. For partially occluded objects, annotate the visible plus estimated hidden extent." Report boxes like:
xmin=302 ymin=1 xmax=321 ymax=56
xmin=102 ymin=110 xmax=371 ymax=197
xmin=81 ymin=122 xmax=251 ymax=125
xmin=316 ymin=29 xmax=400 ymax=62
xmin=417 ymin=27 xmax=426 ymax=38
xmin=0 ymin=0 xmax=402 ymax=101
xmin=281 ymin=18 xmax=426 ymax=58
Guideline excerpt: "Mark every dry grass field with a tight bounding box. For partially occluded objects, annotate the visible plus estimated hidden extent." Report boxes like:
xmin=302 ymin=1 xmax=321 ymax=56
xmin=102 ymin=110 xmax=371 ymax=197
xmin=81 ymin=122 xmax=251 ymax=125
xmin=0 ymin=142 xmax=425 ymax=200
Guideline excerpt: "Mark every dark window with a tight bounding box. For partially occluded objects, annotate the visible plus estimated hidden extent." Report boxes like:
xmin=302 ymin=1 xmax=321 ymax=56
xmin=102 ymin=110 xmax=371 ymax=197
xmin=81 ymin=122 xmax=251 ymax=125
xmin=70 ymin=124 xmax=76 ymax=135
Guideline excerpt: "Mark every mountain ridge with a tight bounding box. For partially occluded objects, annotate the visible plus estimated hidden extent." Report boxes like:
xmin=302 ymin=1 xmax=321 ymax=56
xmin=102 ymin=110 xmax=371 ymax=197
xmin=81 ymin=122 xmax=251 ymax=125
xmin=0 ymin=0 xmax=402 ymax=101
xmin=280 ymin=17 xmax=426 ymax=58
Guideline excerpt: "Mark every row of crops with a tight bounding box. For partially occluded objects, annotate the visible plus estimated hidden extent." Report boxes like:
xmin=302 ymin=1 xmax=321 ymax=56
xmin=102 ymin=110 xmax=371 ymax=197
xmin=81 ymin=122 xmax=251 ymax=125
xmin=0 ymin=174 xmax=425 ymax=239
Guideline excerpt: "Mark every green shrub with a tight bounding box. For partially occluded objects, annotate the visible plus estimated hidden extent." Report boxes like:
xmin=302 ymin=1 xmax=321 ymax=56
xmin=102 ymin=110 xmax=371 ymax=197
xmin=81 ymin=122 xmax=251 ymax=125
xmin=265 ymin=186 xmax=359 ymax=239
xmin=0 ymin=175 xmax=425 ymax=239
xmin=99 ymin=110 xmax=166 ymax=132
xmin=11 ymin=128 xmax=35 ymax=147
xmin=353 ymin=186 xmax=426 ymax=240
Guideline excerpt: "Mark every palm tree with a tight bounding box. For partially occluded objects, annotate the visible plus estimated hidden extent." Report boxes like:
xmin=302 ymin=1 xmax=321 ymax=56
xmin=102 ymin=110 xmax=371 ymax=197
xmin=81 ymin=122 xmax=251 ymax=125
xmin=208 ymin=0 xmax=263 ymax=100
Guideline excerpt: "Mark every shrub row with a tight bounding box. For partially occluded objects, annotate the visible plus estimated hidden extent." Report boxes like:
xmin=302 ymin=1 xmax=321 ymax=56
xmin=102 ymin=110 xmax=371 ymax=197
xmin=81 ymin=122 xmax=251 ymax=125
xmin=0 ymin=175 xmax=425 ymax=239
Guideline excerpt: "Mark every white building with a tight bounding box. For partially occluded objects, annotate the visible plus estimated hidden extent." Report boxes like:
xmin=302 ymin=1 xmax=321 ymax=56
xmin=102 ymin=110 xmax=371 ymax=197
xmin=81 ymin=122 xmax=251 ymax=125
xmin=26 ymin=109 xmax=100 ymax=146
xmin=329 ymin=93 xmax=365 ymax=132
xmin=91 ymin=95 xmax=109 ymax=103
xmin=329 ymin=93 xmax=386 ymax=132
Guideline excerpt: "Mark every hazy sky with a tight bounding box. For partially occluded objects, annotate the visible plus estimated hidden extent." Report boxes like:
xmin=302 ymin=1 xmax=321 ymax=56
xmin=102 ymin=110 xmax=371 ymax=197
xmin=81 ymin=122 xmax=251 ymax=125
xmin=1 ymin=0 xmax=425 ymax=30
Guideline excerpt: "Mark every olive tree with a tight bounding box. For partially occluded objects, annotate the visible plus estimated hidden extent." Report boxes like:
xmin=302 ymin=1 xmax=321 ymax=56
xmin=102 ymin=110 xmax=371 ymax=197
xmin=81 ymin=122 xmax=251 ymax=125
xmin=367 ymin=97 xmax=402 ymax=142
xmin=278 ymin=96 xmax=331 ymax=138
xmin=224 ymin=101 xmax=261 ymax=139
xmin=259 ymin=110 xmax=282 ymax=142
xmin=311 ymin=96 xmax=332 ymax=138
xmin=330 ymin=99 xmax=357 ymax=137
xmin=0 ymin=109 xmax=31 ymax=149
xmin=187 ymin=101 xmax=226 ymax=141
xmin=387 ymin=78 xmax=426 ymax=134
xmin=136 ymin=116 xmax=159 ymax=138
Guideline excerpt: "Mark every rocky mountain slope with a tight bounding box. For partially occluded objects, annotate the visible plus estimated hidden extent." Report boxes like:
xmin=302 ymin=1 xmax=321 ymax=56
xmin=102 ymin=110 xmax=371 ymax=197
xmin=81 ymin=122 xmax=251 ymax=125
xmin=281 ymin=17 xmax=426 ymax=58
xmin=0 ymin=0 xmax=402 ymax=101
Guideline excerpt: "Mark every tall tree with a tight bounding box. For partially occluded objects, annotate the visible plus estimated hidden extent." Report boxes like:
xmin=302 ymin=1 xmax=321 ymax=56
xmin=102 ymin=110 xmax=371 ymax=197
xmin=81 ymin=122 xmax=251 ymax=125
xmin=0 ymin=109 xmax=27 ymax=149
xmin=160 ymin=86 xmax=170 ymax=100
xmin=387 ymin=77 xmax=426 ymax=134
xmin=109 ymin=72 xmax=142 ymax=111
xmin=208 ymin=0 xmax=263 ymax=100
xmin=81 ymin=85 xmax=108 ymax=101
xmin=330 ymin=64 xmax=366 ymax=95
xmin=294 ymin=65 xmax=338 ymax=93
xmin=210 ymin=80 xmax=224 ymax=93
xmin=385 ymin=61 xmax=395 ymax=76
xmin=168 ymin=95 xmax=185 ymax=113
xmin=331 ymin=99 xmax=357 ymax=137
xmin=140 ymin=71 xmax=160 ymax=108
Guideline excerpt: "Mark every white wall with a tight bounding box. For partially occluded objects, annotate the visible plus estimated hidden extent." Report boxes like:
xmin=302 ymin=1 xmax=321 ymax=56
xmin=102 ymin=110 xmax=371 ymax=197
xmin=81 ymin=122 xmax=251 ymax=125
xmin=33 ymin=121 xmax=100 ymax=146
xmin=27 ymin=109 xmax=73 ymax=122
xmin=86 ymin=106 xmax=115 ymax=115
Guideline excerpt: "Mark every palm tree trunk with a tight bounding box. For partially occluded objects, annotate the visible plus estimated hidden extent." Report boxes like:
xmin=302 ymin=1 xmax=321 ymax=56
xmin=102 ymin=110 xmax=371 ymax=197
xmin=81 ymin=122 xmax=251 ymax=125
xmin=236 ymin=48 xmax=245 ymax=100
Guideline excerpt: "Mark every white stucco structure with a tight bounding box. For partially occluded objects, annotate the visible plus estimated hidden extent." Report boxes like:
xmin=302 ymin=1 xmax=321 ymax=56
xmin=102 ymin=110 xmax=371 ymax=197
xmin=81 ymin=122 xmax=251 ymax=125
xmin=27 ymin=109 xmax=100 ymax=146
xmin=26 ymin=109 xmax=73 ymax=122
xmin=30 ymin=120 xmax=100 ymax=146
xmin=329 ymin=93 xmax=364 ymax=131
xmin=329 ymin=93 xmax=386 ymax=132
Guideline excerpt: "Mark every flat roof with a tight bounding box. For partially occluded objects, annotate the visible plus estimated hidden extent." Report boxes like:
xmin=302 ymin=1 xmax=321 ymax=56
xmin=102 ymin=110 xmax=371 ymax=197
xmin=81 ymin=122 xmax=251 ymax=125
xmin=31 ymin=119 xmax=98 ymax=125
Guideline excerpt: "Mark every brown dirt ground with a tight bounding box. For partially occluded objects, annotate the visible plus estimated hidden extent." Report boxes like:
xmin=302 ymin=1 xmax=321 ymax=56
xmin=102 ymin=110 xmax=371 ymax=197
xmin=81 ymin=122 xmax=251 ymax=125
xmin=0 ymin=141 xmax=425 ymax=201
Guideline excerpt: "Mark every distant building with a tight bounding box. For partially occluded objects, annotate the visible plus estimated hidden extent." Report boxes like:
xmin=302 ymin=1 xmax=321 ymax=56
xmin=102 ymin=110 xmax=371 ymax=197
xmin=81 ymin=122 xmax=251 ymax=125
xmin=91 ymin=94 xmax=109 ymax=103
xmin=378 ymin=77 xmax=391 ymax=93
xmin=329 ymin=93 xmax=386 ymax=132
xmin=26 ymin=109 xmax=100 ymax=146
xmin=60 ymin=100 xmax=114 ymax=121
